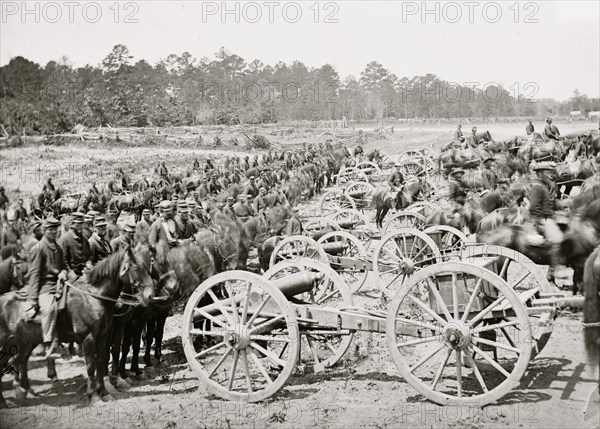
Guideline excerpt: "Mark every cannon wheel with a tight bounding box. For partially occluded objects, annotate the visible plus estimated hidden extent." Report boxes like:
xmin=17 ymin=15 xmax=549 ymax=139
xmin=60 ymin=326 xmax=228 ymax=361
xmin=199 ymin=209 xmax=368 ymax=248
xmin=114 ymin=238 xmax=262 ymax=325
xmin=407 ymin=201 xmax=439 ymax=219
xmin=329 ymin=208 xmax=371 ymax=228
xmin=317 ymin=231 xmax=369 ymax=294
xmin=355 ymin=161 xmax=383 ymax=175
xmin=304 ymin=217 xmax=341 ymax=241
xmin=373 ymin=228 xmax=442 ymax=298
xmin=182 ymin=271 xmax=299 ymax=402
xmin=264 ymin=259 xmax=355 ymax=372
xmin=269 ymin=235 xmax=329 ymax=267
xmin=337 ymin=167 xmax=369 ymax=185
xmin=454 ymin=244 xmax=556 ymax=358
xmin=424 ymin=225 xmax=471 ymax=257
xmin=345 ymin=181 xmax=376 ymax=196
xmin=319 ymin=189 xmax=357 ymax=216
xmin=386 ymin=262 xmax=532 ymax=406
xmin=383 ymin=211 xmax=426 ymax=233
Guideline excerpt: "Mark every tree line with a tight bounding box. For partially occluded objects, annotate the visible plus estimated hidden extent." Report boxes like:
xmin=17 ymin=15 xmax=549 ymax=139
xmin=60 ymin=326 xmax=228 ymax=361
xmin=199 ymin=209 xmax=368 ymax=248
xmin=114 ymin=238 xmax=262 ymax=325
xmin=0 ymin=45 xmax=598 ymax=135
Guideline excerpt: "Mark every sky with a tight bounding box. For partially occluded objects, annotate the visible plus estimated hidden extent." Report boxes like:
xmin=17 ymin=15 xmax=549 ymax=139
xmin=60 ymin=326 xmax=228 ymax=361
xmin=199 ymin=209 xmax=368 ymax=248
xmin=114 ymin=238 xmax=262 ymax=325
xmin=1 ymin=0 xmax=599 ymax=100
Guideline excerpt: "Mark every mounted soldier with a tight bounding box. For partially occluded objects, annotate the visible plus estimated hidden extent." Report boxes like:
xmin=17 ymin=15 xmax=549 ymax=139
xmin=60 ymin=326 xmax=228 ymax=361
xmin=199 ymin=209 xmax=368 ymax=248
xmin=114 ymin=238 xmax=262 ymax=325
xmin=448 ymin=168 xmax=468 ymax=208
xmin=526 ymin=119 xmax=535 ymax=135
xmin=176 ymin=201 xmax=197 ymax=239
xmin=110 ymin=219 xmax=137 ymax=251
xmin=388 ymin=163 xmax=405 ymax=191
xmin=88 ymin=215 xmax=112 ymax=265
xmin=453 ymin=124 xmax=465 ymax=144
xmin=207 ymin=172 xmax=222 ymax=195
xmin=24 ymin=217 xmax=67 ymax=359
xmin=544 ymin=118 xmax=561 ymax=141
xmin=233 ymin=194 xmax=255 ymax=223
xmin=284 ymin=208 xmax=302 ymax=236
xmin=149 ymin=200 xmax=181 ymax=252
xmin=222 ymin=196 xmax=237 ymax=221
xmin=245 ymin=176 xmax=259 ymax=198
xmin=57 ymin=212 xmax=91 ymax=277
xmin=253 ymin=187 xmax=268 ymax=214
xmin=481 ymin=157 xmax=497 ymax=190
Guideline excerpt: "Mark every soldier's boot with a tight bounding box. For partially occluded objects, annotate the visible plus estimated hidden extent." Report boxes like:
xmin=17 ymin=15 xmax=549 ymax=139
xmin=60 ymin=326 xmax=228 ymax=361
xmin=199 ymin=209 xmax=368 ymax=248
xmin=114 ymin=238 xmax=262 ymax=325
xmin=546 ymin=243 xmax=562 ymax=285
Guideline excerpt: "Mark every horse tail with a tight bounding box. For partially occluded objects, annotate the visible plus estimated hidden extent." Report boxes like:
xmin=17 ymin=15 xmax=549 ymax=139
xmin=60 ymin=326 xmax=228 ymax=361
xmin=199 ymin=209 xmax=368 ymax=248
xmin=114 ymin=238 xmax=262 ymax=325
xmin=583 ymin=246 xmax=600 ymax=368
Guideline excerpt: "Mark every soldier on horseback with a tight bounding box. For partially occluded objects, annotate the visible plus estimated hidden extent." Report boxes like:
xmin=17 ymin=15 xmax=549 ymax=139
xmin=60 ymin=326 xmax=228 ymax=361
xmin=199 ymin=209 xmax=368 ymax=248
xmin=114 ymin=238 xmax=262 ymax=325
xmin=149 ymin=201 xmax=181 ymax=251
xmin=233 ymin=194 xmax=255 ymax=223
xmin=453 ymin=124 xmax=465 ymax=144
xmin=448 ymin=168 xmax=467 ymax=208
xmin=544 ymin=118 xmax=561 ymax=141
xmin=110 ymin=219 xmax=137 ymax=251
xmin=58 ymin=212 xmax=91 ymax=276
xmin=388 ymin=163 xmax=405 ymax=191
xmin=88 ymin=215 xmax=112 ymax=264
xmin=222 ymin=196 xmax=237 ymax=221
xmin=24 ymin=217 xmax=66 ymax=359
xmin=284 ymin=208 xmax=302 ymax=236
xmin=529 ymin=162 xmax=563 ymax=282
xmin=175 ymin=201 xmax=196 ymax=239
xmin=481 ymin=157 xmax=497 ymax=190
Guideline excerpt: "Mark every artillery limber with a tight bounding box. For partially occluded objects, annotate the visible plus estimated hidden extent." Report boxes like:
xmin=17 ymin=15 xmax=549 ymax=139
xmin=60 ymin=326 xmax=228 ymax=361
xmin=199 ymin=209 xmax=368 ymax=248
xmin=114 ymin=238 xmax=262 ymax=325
xmin=182 ymin=244 xmax=579 ymax=405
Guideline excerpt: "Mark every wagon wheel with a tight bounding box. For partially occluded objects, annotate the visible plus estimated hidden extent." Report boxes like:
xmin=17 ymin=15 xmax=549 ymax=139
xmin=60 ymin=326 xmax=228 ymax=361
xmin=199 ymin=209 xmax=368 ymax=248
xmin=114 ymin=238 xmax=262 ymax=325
xmin=264 ymin=259 xmax=354 ymax=372
xmin=424 ymin=225 xmax=471 ymax=258
xmin=329 ymin=209 xmax=370 ymax=229
xmin=399 ymin=150 xmax=425 ymax=162
xmin=319 ymin=189 xmax=357 ymax=216
xmin=345 ymin=182 xmax=376 ymax=211
xmin=383 ymin=211 xmax=426 ymax=233
xmin=269 ymin=235 xmax=328 ymax=267
xmin=454 ymin=244 xmax=556 ymax=358
xmin=379 ymin=151 xmax=393 ymax=167
xmin=337 ymin=167 xmax=369 ymax=185
xmin=303 ymin=217 xmax=341 ymax=241
xmin=182 ymin=271 xmax=299 ymax=402
xmin=386 ymin=262 xmax=532 ymax=406
xmin=355 ymin=161 xmax=383 ymax=176
xmin=407 ymin=202 xmax=439 ymax=219
xmin=373 ymin=228 xmax=442 ymax=298
xmin=399 ymin=161 xmax=425 ymax=178
xmin=317 ymin=231 xmax=369 ymax=294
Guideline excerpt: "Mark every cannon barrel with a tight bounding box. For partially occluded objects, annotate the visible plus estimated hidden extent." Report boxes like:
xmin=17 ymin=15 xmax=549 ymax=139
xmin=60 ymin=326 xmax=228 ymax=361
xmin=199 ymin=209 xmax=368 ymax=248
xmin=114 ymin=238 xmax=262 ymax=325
xmin=337 ymin=220 xmax=358 ymax=230
xmin=321 ymin=242 xmax=348 ymax=255
xmin=193 ymin=271 xmax=324 ymax=320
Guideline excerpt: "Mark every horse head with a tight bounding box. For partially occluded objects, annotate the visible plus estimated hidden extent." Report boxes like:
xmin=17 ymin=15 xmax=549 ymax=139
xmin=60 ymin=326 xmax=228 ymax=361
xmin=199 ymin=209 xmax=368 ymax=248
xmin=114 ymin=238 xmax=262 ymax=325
xmin=124 ymin=245 xmax=156 ymax=307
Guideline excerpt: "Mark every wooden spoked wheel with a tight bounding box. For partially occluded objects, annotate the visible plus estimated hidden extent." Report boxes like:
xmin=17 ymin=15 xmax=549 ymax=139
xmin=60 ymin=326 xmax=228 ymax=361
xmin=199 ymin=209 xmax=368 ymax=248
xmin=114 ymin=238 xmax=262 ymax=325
xmin=373 ymin=228 xmax=442 ymax=298
xmin=345 ymin=181 xmax=376 ymax=211
xmin=424 ymin=225 xmax=471 ymax=259
xmin=264 ymin=259 xmax=355 ymax=372
xmin=355 ymin=161 xmax=383 ymax=176
xmin=329 ymin=208 xmax=370 ymax=228
xmin=383 ymin=211 xmax=426 ymax=233
xmin=303 ymin=217 xmax=341 ymax=241
xmin=181 ymin=271 xmax=299 ymax=402
xmin=386 ymin=262 xmax=532 ymax=405
xmin=317 ymin=231 xmax=369 ymax=293
xmin=407 ymin=201 xmax=439 ymax=219
xmin=337 ymin=167 xmax=369 ymax=185
xmin=454 ymin=244 xmax=556 ymax=358
xmin=269 ymin=235 xmax=329 ymax=267
xmin=319 ymin=189 xmax=357 ymax=216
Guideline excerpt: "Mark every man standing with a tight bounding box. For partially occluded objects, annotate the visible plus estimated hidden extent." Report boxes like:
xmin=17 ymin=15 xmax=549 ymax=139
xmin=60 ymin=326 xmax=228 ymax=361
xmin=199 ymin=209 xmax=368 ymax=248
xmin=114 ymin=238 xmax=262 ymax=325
xmin=136 ymin=208 xmax=153 ymax=246
xmin=284 ymin=208 xmax=302 ymax=236
xmin=453 ymin=124 xmax=465 ymax=143
xmin=25 ymin=217 xmax=66 ymax=359
xmin=14 ymin=199 xmax=29 ymax=221
xmin=110 ymin=219 xmax=137 ymax=251
xmin=481 ymin=157 xmax=497 ymax=190
xmin=222 ymin=196 xmax=237 ymax=220
xmin=253 ymin=187 xmax=268 ymax=214
xmin=207 ymin=173 xmax=222 ymax=195
xmin=544 ymin=118 xmax=561 ymax=141
xmin=149 ymin=201 xmax=180 ymax=252
xmin=245 ymin=176 xmax=259 ymax=198
xmin=158 ymin=161 xmax=169 ymax=181
xmin=88 ymin=216 xmax=112 ymax=264
xmin=526 ymin=119 xmax=535 ymax=135
xmin=58 ymin=212 xmax=91 ymax=276
xmin=176 ymin=202 xmax=196 ymax=239
xmin=1 ymin=211 xmax=20 ymax=250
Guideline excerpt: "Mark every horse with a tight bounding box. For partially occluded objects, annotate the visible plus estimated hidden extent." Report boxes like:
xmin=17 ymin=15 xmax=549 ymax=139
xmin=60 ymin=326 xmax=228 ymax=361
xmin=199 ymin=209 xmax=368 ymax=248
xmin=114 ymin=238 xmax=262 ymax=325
xmin=0 ymin=246 xmax=156 ymax=405
xmin=0 ymin=256 xmax=27 ymax=295
xmin=371 ymin=177 xmax=430 ymax=229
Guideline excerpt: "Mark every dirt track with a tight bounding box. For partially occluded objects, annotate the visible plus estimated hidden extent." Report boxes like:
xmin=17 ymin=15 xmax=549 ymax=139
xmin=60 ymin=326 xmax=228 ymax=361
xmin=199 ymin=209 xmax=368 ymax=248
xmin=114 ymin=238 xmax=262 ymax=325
xmin=1 ymin=121 xmax=599 ymax=429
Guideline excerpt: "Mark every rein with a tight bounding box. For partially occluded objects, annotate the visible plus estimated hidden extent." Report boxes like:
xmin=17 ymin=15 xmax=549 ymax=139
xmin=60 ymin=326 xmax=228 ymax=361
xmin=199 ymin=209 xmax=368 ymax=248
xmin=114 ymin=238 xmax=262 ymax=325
xmin=65 ymin=281 xmax=141 ymax=307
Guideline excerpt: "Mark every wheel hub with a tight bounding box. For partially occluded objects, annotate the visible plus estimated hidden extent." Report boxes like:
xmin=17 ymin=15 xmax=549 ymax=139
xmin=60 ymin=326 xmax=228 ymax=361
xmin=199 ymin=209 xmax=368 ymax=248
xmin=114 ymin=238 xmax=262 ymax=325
xmin=399 ymin=258 xmax=415 ymax=274
xmin=442 ymin=321 xmax=471 ymax=349
xmin=224 ymin=324 xmax=250 ymax=350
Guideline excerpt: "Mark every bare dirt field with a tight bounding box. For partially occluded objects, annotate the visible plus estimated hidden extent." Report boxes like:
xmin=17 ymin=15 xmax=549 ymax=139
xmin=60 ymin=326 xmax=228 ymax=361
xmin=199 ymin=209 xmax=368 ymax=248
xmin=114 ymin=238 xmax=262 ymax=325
xmin=1 ymin=120 xmax=598 ymax=429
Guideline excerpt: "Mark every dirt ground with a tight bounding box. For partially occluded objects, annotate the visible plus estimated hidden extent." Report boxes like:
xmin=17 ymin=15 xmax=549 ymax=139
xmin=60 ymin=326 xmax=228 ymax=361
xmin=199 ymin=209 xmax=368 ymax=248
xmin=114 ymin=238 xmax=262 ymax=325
xmin=1 ymin=121 xmax=599 ymax=429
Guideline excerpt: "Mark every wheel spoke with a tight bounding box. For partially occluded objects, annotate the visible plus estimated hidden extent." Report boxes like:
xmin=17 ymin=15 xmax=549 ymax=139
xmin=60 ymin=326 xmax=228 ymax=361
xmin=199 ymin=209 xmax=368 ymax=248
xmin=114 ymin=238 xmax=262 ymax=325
xmin=409 ymin=344 xmax=445 ymax=373
xmin=397 ymin=335 xmax=440 ymax=348
xmin=407 ymin=294 xmax=449 ymax=327
xmin=249 ymin=315 xmax=285 ymax=335
xmin=467 ymin=295 xmax=508 ymax=326
xmin=456 ymin=350 xmax=463 ymax=398
xmin=431 ymin=348 xmax=452 ymax=390
xmin=227 ymin=350 xmax=240 ymax=390
xmin=240 ymin=349 xmax=253 ymax=393
xmin=207 ymin=289 xmax=234 ymax=326
xmin=452 ymin=274 xmax=459 ymax=320
xmin=473 ymin=336 xmax=521 ymax=354
xmin=250 ymin=334 xmax=291 ymax=343
xmin=250 ymin=342 xmax=286 ymax=367
xmin=472 ymin=320 xmax=519 ymax=334
xmin=195 ymin=341 xmax=227 ymax=358
xmin=472 ymin=345 xmax=510 ymax=378
xmin=190 ymin=329 xmax=224 ymax=337
xmin=208 ymin=348 xmax=233 ymax=378
xmin=194 ymin=308 xmax=227 ymax=329
xmin=249 ymin=349 xmax=273 ymax=385
xmin=464 ymin=349 xmax=488 ymax=392
xmin=500 ymin=327 xmax=517 ymax=349
xmin=245 ymin=295 xmax=271 ymax=328
xmin=396 ymin=317 xmax=443 ymax=333
xmin=460 ymin=278 xmax=483 ymax=323
xmin=425 ymin=278 xmax=453 ymax=322
xmin=241 ymin=283 xmax=252 ymax=325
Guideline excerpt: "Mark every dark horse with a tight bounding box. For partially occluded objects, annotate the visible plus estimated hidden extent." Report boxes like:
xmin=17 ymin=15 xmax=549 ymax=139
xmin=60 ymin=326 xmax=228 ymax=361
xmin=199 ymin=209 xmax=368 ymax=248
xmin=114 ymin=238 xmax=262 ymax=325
xmin=583 ymin=246 xmax=600 ymax=367
xmin=371 ymin=178 xmax=430 ymax=229
xmin=0 ymin=246 xmax=155 ymax=406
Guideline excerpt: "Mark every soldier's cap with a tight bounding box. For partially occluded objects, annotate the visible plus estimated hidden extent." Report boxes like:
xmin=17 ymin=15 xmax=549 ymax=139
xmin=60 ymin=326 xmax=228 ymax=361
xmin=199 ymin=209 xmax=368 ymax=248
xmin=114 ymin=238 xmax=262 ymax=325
xmin=123 ymin=220 xmax=137 ymax=233
xmin=450 ymin=168 xmax=465 ymax=176
xmin=259 ymin=187 xmax=267 ymax=192
xmin=483 ymin=157 xmax=495 ymax=163
xmin=239 ymin=194 xmax=248 ymax=200
xmin=227 ymin=196 xmax=235 ymax=201
xmin=94 ymin=215 xmax=108 ymax=227
xmin=186 ymin=200 xmax=197 ymax=208
xmin=30 ymin=220 xmax=43 ymax=231
xmin=186 ymin=182 xmax=196 ymax=190
xmin=43 ymin=217 xmax=61 ymax=229
xmin=394 ymin=162 xmax=402 ymax=167
xmin=532 ymin=161 xmax=556 ymax=171
xmin=71 ymin=212 xmax=85 ymax=223
xmin=291 ymin=208 xmax=300 ymax=214
xmin=87 ymin=210 xmax=100 ymax=217
xmin=142 ymin=208 xmax=152 ymax=215
xmin=158 ymin=200 xmax=173 ymax=210
xmin=177 ymin=201 xmax=189 ymax=209
xmin=249 ymin=176 xmax=256 ymax=180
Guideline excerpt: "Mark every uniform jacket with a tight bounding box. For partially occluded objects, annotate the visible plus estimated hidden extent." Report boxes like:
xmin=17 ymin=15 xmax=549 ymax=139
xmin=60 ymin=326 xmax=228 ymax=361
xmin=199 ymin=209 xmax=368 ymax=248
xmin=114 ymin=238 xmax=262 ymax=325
xmin=388 ymin=171 xmax=405 ymax=188
xmin=57 ymin=229 xmax=91 ymax=272
xmin=481 ymin=168 xmax=497 ymax=190
xmin=27 ymin=236 xmax=66 ymax=302
xmin=233 ymin=202 xmax=255 ymax=220
xmin=89 ymin=233 xmax=112 ymax=264
xmin=110 ymin=235 xmax=134 ymax=252
xmin=284 ymin=217 xmax=302 ymax=236
xmin=448 ymin=179 xmax=467 ymax=205
xmin=176 ymin=217 xmax=197 ymax=239
xmin=544 ymin=123 xmax=560 ymax=140
xmin=526 ymin=123 xmax=535 ymax=135
xmin=149 ymin=217 xmax=181 ymax=252
xmin=529 ymin=181 xmax=554 ymax=220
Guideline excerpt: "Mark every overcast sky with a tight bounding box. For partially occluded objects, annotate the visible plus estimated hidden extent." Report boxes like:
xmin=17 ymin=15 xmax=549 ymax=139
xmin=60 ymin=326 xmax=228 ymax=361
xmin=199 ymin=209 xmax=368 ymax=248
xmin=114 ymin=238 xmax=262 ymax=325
xmin=1 ymin=0 xmax=598 ymax=100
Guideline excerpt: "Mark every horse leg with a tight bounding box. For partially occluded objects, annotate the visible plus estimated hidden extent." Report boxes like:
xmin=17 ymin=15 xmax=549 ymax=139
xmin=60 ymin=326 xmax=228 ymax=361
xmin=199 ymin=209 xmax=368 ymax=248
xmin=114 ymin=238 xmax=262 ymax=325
xmin=144 ymin=318 xmax=156 ymax=367
xmin=47 ymin=357 xmax=57 ymax=382
xmin=130 ymin=320 xmax=144 ymax=376
xmin=82 ymin=334 xmax=97 ymax=400
xmin=155 ymin=313 xmax=167 ymax=364
xmin=375 ymin=207 xmax=382 ymax=229
xmin=119 ymin=321 xmax=133 ymax=379
xmin=95 ymin=334 xmax=112 ymax=401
